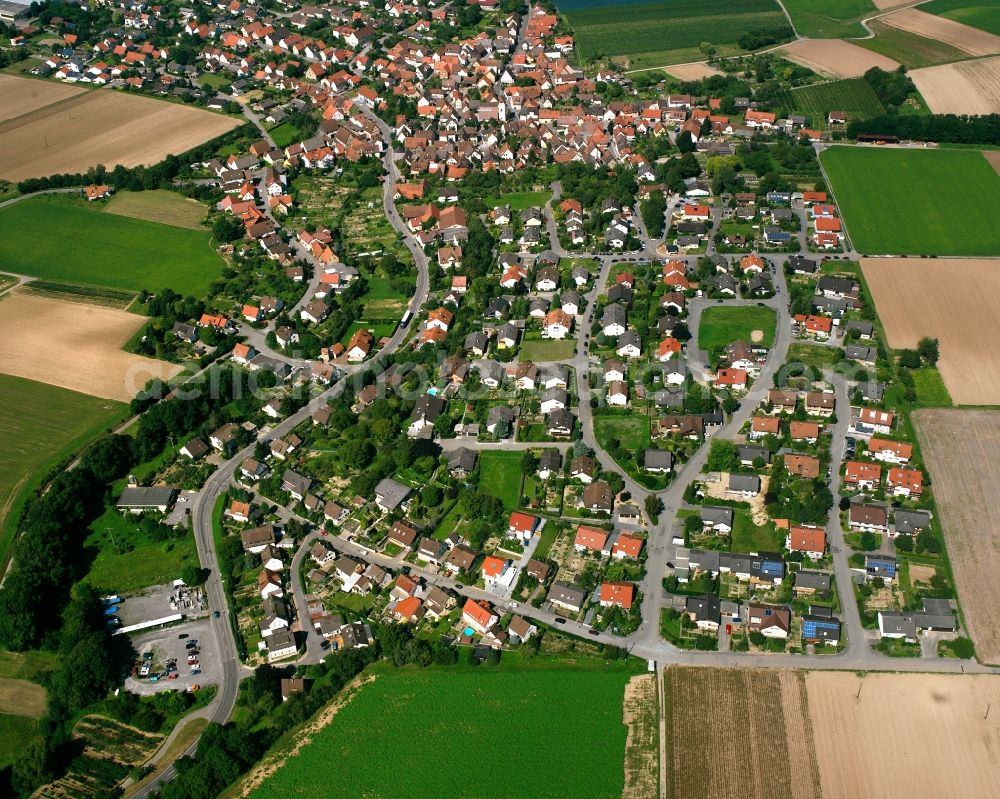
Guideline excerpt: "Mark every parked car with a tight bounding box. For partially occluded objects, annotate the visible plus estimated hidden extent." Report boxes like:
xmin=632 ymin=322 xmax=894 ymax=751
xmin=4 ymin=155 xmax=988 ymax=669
xmin=190 ymin=669 xmax=201 ymax=676
xmin=178 ymin=633 xmax=188 ymax=639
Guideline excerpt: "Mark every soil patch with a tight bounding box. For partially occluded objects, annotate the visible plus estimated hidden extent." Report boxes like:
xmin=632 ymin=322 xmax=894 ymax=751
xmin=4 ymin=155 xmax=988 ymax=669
xmin=909 ymin=56 xmax=1000 ymax=115
xmin=662 ymin=63 xmax=722 ymax=80
xmin=622 ymin=674 xmax=658 ymax=799
xmin=0 ymin=290 xmax=181 ymax=401
xmin=0 ymin=74 xmax=85 ymax=123
xmin=779 ymin=39 xmax=899 ymax=78
xmin=881 ymin=8 xmax=1000 ymax=56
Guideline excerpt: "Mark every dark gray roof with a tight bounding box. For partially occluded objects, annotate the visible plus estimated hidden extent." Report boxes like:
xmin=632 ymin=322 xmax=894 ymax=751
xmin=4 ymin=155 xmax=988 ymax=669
xmin=738 ymin=445 xmax=770 ymax=463
xmin=375 ymin=478 xmax=410 ymax=510
xmin=701 ymin=506 xmax=733 ymax=527
xmin=116 ymin=486 xmax=177 ymax=509
xmin=448 ymin=447 xmax=478 ymax=473
xmin=548 ymin=582 xmax=586 ymax=609
xmin=795 ymin=570 xmax=831 ymax=593
xmin=893 ymin=509 xmax=931 ymax=535
xmin=729 ymin=474 xmax=761 ymax=492
xmin=643 ymin=449 xmax=673 ymax=470
xmin=686 ymin=594 xmax=721 ymax=623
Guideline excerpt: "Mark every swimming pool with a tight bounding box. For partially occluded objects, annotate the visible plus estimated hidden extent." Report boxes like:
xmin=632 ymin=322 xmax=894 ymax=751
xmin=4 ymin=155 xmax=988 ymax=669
xmin=462 ymin=626 xmax=475 ymax=637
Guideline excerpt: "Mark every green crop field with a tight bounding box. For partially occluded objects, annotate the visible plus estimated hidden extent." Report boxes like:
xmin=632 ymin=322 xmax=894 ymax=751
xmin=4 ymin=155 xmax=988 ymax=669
xmin=478 ymin=450 xmax=524 ymax=510
xmin=0 ymin=195 xmax=225 ymax=294
xmin=245 ymin=666 xmax=633 ymax=799
xmin=922 ymin=0 xmax=1000 ymax=36
xmin=779 ymin=0 xmax=876 ymax=38
xmin=820 ymin=147 xmax=1000 ymax=256
xmin=913 ymin=368 xmax=952 ymax=407
xmin=791 ymin=79 xmax=885 ymax=127
xmin=860 ymin=20 xmax=971 ymax=68
xmin=0 ymin=375 xmax=126 ymax=569
xmin=699 ymin=306 xmax=777 ymax=353
xmin=519 ymin=337 xmax=576 ymax=361
xmin=556 ymin=0 xmax=790 ymax=65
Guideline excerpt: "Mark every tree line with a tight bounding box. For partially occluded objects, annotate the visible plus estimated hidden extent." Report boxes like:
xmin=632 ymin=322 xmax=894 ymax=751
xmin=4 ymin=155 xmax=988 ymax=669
xmin=848 ymin=113 xmax=1000 ymax=146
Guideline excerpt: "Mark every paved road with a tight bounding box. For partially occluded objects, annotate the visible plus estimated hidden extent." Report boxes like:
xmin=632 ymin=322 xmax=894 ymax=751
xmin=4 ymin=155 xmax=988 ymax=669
xmin=132 ymin=101 xmax=431 ymax=797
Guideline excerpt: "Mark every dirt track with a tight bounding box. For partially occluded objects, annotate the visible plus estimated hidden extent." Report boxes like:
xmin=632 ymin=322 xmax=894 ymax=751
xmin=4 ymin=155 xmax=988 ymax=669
xmin=881 ymin=8 xmax=1000 ymax=56
xmin=914 ymin=409 xmax=1000 ymax=665
xmin=861 ymin=258 xmax=1000 ymax=405
xmin=779 ymin=39 xmax=899 ymax=78
xmin=0 ymin=291 xmax=181 ymax=401
xmin=909 ymin=56 xmax=1000 ymax=115
xmin=808 ymin=672 xmax=1000 ymax=798
xmin=0 ymin=80 xmax=240 ymax=181
xmin=0 ymin=74 xmax=85 ymax=123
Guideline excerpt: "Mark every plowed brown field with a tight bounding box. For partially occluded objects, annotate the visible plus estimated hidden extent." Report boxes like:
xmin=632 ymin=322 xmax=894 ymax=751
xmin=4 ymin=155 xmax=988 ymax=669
xmin=0 ymin=74 xmax=84 ymax=123
xmin=909 ymin=56 xmax=1000 ymax=115
xmin=881 ymin=8 xmax=1000 ymax=56
xmin=861 ymin=257 xmax=1000 ymax=404
xmin=0 ymin=80 xmax=240 ymax=181
xmin=780 ymin=39 xmax=899 ymax=78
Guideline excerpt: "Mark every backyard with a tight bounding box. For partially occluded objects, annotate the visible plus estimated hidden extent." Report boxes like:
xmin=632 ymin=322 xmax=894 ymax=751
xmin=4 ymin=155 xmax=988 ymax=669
xmin=478 ymin=451 xmax=525 ymax=511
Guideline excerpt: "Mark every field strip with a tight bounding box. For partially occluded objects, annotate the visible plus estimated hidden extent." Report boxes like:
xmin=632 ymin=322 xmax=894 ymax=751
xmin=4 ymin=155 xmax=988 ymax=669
xmin=622 ymin=674 xmax=659 ymax=799
xmin=780 ymin=39 xmax=899 ymax=78
xmin=913 ymin=409 xmax=1000 ymax=665
xmin=0 ymin=290 xmax=182 ymax=401
xmin=0 ymin=74 xmax=86 ymax=124
xmin=908 ymin=55 xmax=1000 ymax=114
xmin=880 ymin=7 xmax=1000 ymax=55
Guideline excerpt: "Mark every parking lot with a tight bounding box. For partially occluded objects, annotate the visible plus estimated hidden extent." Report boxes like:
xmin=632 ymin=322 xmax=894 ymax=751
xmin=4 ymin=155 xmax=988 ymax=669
xmin=118 ymin=582 xmax=207 ymax=627
xmin=125 ymin=619 xmax=219 ymax=696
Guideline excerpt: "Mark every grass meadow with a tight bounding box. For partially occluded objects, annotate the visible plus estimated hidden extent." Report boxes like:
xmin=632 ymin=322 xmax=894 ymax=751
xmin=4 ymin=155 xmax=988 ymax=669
xmin=245 ymin=665 xmax=634 ymax=799
xmin=0 ymin=375 xmax=126 ymax=570
xmin=821 ymin=147 xmax=1000 ymax=256
xmin=0 ymin=195 xmax=224 ymax=294
xmin=104 ymin=189 xmax=208 ymax=230
xmin=485 ymin=190 xmax=552 ymax=209
xmin=594 ymin=414 xmax=651 ymax=451
xmin=556 ymin=0 xmax=789 ymax=65
xmin=699 ymin=306 xmax=777 ymax=352
xmin=778 ymin=0 xmax=876 ymax=38
xmin=860 ymin=20 xmax=971 ymax=68
xmin=478 ymin=450 xmax=524 ymax=510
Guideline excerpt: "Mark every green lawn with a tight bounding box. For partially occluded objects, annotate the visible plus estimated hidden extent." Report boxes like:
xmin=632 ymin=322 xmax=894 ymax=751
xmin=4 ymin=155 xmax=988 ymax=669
xmin=0 ymin=649 xmax=58 ymax=682
xmin=83 ymin=507 xmax=200 ymax=593
xmin=594 ymin=415 xmax=651 ymax=451
xmin=821 ymin=147 xmax=1000 ymax=256
xmin=787 ymin=342 xmax=843 ymax=370
xmin=698 ymin=306 xmax=777 ymax=353
xmin=268 ymin=121 xmax=307 ymax=148
xmin=519 ymin=338 xmax=576 ymax=361
xmin=245 ymin=666 xmax=633 ymax=799
xmin=779 ymin=0 xmax=876 ymax=38
xmin=912 ymin=368 xmax=952 ymax=407
xmin=485 ymin=190 xmax=552 ymax=209
xmin=731 ymin=510 xmax=785 ymax=553
xmin=0 ymin=375 xmax=126 ymax=571
xmin=922 ymin=0 xmax=1000 ymax=35
xmin=0 ymin=195 xmax=225 ymax=294
xmin=478 ymin=451 xmax=524 ymax=511
xmin=557 ymin=0 xmax=790 ymax=63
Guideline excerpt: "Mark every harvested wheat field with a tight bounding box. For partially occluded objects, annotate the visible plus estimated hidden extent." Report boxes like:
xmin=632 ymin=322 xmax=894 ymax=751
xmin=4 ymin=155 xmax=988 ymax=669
xmin=881 ymin=8 xmax=1000 ymax=56
xmin=913 ymin=409 xmax=1000 ymax=664
xmin=0 ymin=676 xmax=46 ymax=717
xmin=808 ymin=672 xmax=1000 ymax=798
xmin=663 ymin=62 xmax=722 ymax=81
xmin=0 ymin=291 xmax=181 ymax=401
xmin=909 ymin=56 xmax=1000 ymax=114
xmin=779 ymin=39 xmax=899 ymax=78
xmin=861 ymin=258 xmax=1000 ymax=404
xmin=0 ymin=80 xmax=240 ymax=181
xmin=664 ymin=666 xmax=820 ymax=799
xmin=0 ymin=74 xmax=85 ymax=123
